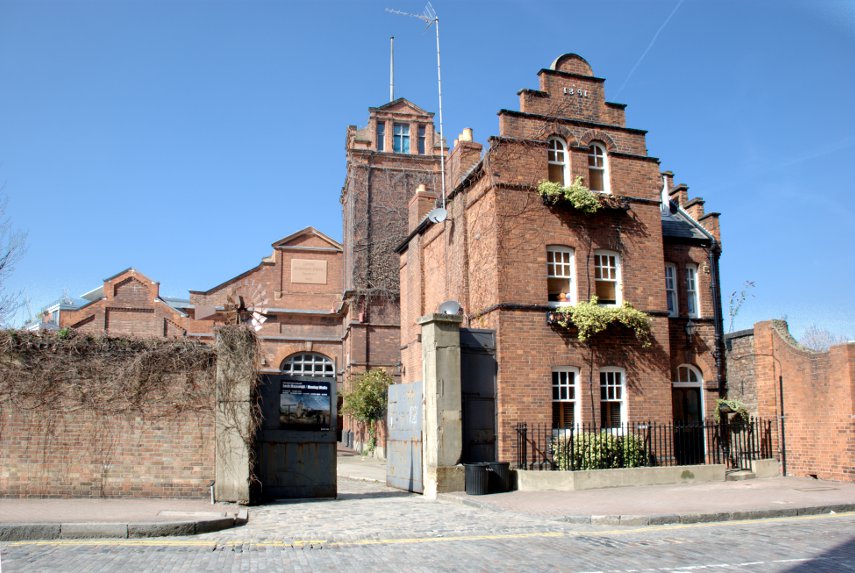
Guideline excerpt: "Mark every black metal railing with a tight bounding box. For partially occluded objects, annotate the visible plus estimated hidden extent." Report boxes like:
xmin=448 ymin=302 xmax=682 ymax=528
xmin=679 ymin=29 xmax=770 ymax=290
xmin=515 ymin=418 xmax=773 ymax=472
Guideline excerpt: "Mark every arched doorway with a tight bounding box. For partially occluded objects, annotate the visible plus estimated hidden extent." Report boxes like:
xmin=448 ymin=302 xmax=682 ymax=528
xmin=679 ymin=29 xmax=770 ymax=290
xmin=254 ymin=352 xmax=337 ymax=500
xmin=672 ymin=364 xmax=704 ymax=465
xmin=280 ymin=352 xmax=341 ymax=441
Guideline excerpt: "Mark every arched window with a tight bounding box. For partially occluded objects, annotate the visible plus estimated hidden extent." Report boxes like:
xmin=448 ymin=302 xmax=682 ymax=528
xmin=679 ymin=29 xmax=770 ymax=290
xmin=675 ymin=364 xmax=702 ymax=385
xmin=280 ymin=352 xmax=335 ymax=378
xmin=587 ymin=142 xmax=608 ymax=193
xmin=547 ymin=137 xmax=569 ymax=186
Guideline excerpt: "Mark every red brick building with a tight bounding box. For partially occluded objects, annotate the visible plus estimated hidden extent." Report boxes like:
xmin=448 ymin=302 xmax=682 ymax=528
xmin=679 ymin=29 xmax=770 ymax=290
xmin=189 ymin=226 xmax=344 ymax=377
xmin=399 ymin=54 xmax=725 ymax=461
xmin=34 ymin=54 xmax=730 ymax=466
xmin=42 ymin=228 xmax=345 ymax=410
xmin=57 ymin=268 xmax=202 ymax=337
xmin=339 ymin=99 xmax=444 ymax=452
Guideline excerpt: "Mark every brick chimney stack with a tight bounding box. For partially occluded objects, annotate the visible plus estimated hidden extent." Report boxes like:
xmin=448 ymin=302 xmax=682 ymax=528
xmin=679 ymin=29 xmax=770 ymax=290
xmin=447 ymin=128 xmax=482 ymax=191
xmin=408 ymin=184 xmax=438 ymax=233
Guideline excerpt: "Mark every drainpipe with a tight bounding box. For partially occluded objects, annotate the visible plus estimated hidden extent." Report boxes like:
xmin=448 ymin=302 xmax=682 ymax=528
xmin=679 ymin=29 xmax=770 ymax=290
xmin=778 ymin=374 xmax=787 ymax=476
xmin=708 ymin=240 xmax=726 ymax=397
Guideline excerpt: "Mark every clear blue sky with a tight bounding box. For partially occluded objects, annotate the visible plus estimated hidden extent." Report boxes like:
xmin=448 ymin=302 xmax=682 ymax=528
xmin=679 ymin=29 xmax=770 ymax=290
xmin=1 ymin=0 xmax=853 ymax=339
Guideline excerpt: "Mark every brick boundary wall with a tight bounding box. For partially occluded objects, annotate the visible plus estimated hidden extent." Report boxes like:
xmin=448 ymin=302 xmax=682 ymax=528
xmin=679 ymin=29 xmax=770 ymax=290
xmin=0 ymin=410 xmax=214 ymax=498
xmin=0 ymin=334 xmax=217 ymax=499
xmin=726 ymin=320 xmax=854 ymax=483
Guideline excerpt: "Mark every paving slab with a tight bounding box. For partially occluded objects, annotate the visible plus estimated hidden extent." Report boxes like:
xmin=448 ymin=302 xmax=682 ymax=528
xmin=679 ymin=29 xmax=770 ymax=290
xmin=0 ymin=498 xmax=240 ymax=540
xmin=336 ymin=444 xmax=387 ymax=484
xmin=440 ymin=476 xmax=855 ymax=526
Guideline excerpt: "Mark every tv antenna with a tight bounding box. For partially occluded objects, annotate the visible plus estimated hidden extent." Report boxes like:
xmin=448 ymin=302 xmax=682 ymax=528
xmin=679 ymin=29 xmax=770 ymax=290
xmin=386 ymin=2 xmax=447 ymax=211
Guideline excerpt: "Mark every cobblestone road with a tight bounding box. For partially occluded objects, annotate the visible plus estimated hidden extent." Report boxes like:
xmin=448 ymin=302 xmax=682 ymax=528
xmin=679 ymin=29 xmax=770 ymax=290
xmin=2 ymin=478 xmax=854 ymax=572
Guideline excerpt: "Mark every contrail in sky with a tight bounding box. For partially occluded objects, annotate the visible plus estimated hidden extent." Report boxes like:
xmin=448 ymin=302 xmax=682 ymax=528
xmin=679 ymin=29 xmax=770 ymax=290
xmin=616 ymin=0 xmax=685 ymax=97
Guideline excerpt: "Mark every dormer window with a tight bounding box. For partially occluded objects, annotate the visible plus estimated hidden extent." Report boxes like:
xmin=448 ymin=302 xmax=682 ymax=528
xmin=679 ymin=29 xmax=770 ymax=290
xmin=376 ymin=122 xmax=386 ymax=152
xmin=393 ymin=123 xmax=410 ymax=153
xmin=587 ymin=143 xmax=608 ymax=193
xmin=547 ymin=137 xmax=569 ymax=186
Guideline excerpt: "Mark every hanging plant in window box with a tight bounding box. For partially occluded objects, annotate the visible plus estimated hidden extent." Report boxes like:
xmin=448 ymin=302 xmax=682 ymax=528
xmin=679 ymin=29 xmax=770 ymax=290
xmin=546 ymin=296 xmax=652 ymax=347
xmin=538 ymin=178 xmax=629 ymax=212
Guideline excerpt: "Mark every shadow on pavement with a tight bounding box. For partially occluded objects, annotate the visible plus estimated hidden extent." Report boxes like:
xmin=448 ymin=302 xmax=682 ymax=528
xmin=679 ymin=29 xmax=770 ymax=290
xmin=336 ymin=490 xmax=415 ymax=501
xmin=783 ymin=537 xmax=855 ymax=572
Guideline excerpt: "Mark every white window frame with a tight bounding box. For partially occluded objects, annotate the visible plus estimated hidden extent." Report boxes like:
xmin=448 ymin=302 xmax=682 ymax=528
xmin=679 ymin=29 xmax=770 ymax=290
xmin=547 ymin=246 xmax=575 ymax=307
xmin=393 ymin=122 xmax=410 ymax=153
xmin=376 ymin=121 xmax=386 ymax=152
xmin=685 ymin=264 xmax=700 ymax=318
xmin=665 ymin=263 xmax=678 ymax=317
xmin=599 ymin=367 xmax=626 ymax=429
xmin=673 ymin=364 xmax=705 ymax=437
xmin=594 ymin=250 xmax=622 ymax=306
xmin=547 ymin=137 xmax=569 ymax=186
xmin=674 ymin=364 xmax=703 ymax=387
xmin=280 ymin=352 xmax=335 ymax=378
xmin=587 ymin=142 xmax=610 ymax=194
xmin=417 ymin=124 xmax=426 ymax=155
xmin=552 ymin=367 xmax=580 ymax=431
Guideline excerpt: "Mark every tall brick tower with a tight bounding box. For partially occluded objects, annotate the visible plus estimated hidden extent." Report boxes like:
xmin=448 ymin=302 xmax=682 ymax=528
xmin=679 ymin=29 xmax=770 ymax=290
xmin=340 ymin=98 xmax=444 ymax=455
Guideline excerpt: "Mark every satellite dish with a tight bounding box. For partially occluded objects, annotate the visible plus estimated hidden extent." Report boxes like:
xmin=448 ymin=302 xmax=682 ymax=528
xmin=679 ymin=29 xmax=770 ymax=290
xmin=427 ymin=208 xmax=447 ymax=223
xmin=438 ymin=300 xmax=462 ymax=315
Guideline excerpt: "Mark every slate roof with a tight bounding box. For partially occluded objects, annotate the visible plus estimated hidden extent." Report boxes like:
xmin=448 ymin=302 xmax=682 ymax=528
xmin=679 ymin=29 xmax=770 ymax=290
xmin=661 ymin=201 xmax=710 ymax=242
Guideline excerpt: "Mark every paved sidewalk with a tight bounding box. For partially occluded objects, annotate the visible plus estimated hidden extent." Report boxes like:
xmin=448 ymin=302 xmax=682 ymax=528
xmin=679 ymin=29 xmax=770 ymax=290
xmin=442 ymin=476 xmax=855 ymax=526
xmin=334 ymin=446 xmax=855 ymax=527
xmin=0 ymin=498 xmax=243 ymax=541
xmin=3 ymin=448 xmax=854 ymax=542
xmin=336 ymin=443 xmax=387 ymax=483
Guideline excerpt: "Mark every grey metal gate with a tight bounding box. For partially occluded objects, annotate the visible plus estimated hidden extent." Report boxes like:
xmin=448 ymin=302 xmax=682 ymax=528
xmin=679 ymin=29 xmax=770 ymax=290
xmin=460 ymin=328 xmax=497 ymax=463
xmin=254 ymin=374 xmax=337 ymax=500
xmin=386 ymin=381 xmax=423 ymax=493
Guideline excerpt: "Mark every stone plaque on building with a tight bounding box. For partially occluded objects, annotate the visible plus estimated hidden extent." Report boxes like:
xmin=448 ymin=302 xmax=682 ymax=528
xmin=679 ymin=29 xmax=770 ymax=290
xmin=291 ymin=259 xmax=327 ymax=284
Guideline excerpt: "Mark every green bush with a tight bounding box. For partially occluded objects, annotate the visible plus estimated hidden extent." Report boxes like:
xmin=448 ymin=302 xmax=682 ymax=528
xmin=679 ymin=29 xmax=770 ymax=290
xmin=341 ymin=369 xmax=392 ymax=453
xmin=552 ymin=297 xmax=652 ymax=347
xmin=553 ymin=431 xmax=648 ymax=470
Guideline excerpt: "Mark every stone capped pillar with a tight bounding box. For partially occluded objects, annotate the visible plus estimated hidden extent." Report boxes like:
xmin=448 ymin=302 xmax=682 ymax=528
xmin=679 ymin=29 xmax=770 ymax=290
xmin=214 ymin=329 xmax=255 ymax=504
xmin=418 ymin=313 xmax=464 ymax=499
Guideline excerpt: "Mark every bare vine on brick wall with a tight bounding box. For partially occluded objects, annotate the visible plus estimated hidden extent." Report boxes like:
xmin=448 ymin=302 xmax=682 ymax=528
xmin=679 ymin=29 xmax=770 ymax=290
xmin=0 ymin=329 xmax=217 ymax=417
xmin=345 ymin=155 xmax=440 ymax=307
xmin=214 ymin=325 xmax=263 ymax=489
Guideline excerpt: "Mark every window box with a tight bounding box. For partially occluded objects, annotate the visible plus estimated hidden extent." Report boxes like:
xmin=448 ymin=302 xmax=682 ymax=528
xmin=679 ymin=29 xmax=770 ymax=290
xmin=546 ymin=297 xmax=652 ymax=347
xmin=538 ymin=180 xmax=628 ymax=212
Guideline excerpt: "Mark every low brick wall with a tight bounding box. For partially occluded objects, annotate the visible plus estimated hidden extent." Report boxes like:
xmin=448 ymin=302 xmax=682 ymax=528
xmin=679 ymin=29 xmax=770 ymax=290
xmin=516 ymin=464 xmax=727 ymax=492
xmin=0 ymin=410 xmax=214 ymax=498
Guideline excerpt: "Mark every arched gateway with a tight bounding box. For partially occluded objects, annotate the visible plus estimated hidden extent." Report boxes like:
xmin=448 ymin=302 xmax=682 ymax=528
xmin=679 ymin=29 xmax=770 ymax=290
xmin=253 ymin=352 xmax=337 ymax=500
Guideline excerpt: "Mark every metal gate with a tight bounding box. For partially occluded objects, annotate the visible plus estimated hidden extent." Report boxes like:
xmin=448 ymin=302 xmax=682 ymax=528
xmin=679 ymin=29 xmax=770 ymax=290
xmin=460 ymin=328 xmax=497 ymax=463
xmin=386 ymin=381 xmax=423 ymax=493
xmin=254 ymin=374 xmax=337 ymax=500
